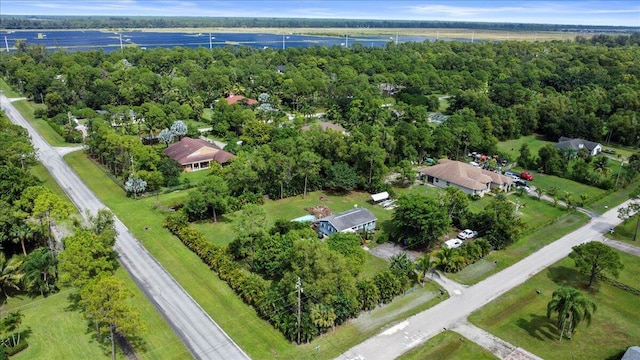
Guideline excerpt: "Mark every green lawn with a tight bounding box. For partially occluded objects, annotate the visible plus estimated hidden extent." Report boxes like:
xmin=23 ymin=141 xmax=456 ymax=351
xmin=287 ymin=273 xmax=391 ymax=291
xmin=194 ymin=190 xmax=395 ymax=247
xmin=398 ymin=331 xmax=497 ymax=360
xmin=496 ymin=135 xmax=553 ymax=161
xmin=469 ymin=252 xmax=640 ymax=360
xmin=449 ymin=211 xmax=589 ymax=285
xmin=4 ymin=290 xmax=121 ymax=360
xmin=610 ymin=215 xmax=640 ymax=245
xmin=63 ymin=151 xmax=449 ymax=359
xmin=525 ymin=171 xmax=607 ymax=205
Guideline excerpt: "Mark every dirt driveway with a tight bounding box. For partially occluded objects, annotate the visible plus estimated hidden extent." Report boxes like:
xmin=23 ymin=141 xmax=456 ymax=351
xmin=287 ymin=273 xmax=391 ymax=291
xmin=367 ymin=242 xmax=423 ymax=261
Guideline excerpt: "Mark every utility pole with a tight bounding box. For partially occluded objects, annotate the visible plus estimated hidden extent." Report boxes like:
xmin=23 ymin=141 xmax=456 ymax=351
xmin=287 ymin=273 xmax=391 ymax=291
xmin=4 ymin=36 xmax=9 ymax=52
xmin=296 ymin=277 xmax=303 ymax=344
xmin=209 ymin=33 xmax=212 ymax=50
xmin=119 ymin=33 xmax=123 ymax=51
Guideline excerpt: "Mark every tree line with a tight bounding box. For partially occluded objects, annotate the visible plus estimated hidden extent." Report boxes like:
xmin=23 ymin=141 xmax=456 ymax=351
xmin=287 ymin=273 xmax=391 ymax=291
xmin=2 ymin=15 xmax=634 ymax=32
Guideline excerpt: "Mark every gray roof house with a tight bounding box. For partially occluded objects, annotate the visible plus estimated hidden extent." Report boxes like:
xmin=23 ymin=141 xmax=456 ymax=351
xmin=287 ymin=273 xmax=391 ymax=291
xmin=554 ymin=137 xmax=602 ymax=156
xmin=317 ymin=207 xmax=377 ymax=237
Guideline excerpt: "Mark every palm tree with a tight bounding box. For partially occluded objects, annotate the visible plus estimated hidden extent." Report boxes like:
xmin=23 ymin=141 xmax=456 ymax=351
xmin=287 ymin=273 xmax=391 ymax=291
xmin=10 ymin=224 xmax=33 ymax=256
xmin=435 ymin=247 xmax=464 ymax=273
xmin=593 ymin=156 xmax=612 ymax=177
xmin=546 ymin=286 xmax=597 ymax=341
xmin=22 ymin=247 xmax=58 ymax=296
xmin=0 ymin=253 xmax=24 ymax=302
xmin=415 ymin=255 xmax=435 ymax=286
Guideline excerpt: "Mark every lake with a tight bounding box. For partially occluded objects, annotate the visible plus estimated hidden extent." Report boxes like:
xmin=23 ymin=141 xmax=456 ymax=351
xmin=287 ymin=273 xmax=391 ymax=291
xmin=0 ymin=30 xmax=434 ymax=53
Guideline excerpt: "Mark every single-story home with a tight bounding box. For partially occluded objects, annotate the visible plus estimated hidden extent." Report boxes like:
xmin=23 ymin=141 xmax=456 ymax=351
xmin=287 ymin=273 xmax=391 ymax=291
xmin=316 ymin=207 xmax=377 ymax=237
xmin=224 ymin=94 xmax=258 ymax=106
xmin=164 ymin=137 xmax=235 ymax=172
xmin=554 ymin=137 xmax=602 ymax=156
xmin=420 ymin=159 xmax=513 ymax=197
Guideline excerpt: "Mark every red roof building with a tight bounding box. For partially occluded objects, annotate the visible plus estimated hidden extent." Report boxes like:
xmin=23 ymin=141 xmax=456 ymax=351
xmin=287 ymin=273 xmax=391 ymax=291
xmin=164 ymin=137 xmax=235 ymax=172
xmin=224 ymin=94 xmax=258 ymax=106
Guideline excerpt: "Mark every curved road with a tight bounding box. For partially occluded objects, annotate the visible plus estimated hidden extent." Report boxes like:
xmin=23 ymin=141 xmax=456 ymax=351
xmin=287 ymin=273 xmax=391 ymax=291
xmin=340 ymin=201 xmax=632 ymax=359
xmin=1 ymin=94 xmax=249 ymax=360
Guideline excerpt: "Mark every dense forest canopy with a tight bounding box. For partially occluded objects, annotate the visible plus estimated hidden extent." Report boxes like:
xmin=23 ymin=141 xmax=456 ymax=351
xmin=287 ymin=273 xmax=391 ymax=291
xmin=2 ymin=15 xmax=639 ymax=32
xmin=2 ymin=33 xmax=639 ymax=200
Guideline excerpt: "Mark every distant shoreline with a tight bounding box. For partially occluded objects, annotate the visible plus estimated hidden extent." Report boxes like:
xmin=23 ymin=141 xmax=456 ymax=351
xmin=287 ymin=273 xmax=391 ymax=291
xmin=6 ymin=27 xmax=612 ymax=42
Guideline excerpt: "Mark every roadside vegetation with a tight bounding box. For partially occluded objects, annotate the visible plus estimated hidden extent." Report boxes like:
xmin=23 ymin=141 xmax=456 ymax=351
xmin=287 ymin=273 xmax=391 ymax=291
xmin=469 ymin=250 xmax=640 ymax=359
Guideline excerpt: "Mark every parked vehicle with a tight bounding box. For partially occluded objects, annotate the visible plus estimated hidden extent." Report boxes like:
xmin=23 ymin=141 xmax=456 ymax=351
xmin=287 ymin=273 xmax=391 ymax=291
xmin=514 ymin=180 xmax=529 ymax=189
xmin=603 ymin=149 xmax=616 ymax=154
xmin=457 ymin=229 xmax=478 ymax=240
xmin=521 ymin=171 xmax=534 ymax=181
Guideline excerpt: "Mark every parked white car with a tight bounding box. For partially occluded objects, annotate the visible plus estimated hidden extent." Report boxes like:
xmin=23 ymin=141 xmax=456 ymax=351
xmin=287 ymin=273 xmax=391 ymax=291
xmin=457 ymin=229 xmax=478 ymax=240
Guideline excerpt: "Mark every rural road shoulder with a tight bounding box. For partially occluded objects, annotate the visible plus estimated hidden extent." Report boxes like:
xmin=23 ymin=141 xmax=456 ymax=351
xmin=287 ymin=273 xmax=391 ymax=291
xmin=1 ymin=94 xmax=250 ymax=360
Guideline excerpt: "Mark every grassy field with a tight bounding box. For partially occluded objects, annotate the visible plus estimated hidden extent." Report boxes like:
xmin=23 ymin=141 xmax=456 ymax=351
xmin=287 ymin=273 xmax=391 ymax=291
xmin=131 ymin=27 xmax=597 ymax=42
xmin=526 ymin=171 xmax=607 ymax=204
xmin=449 ymin=211 xmax=588 ymax=285
xmin=496 ymin=135 xmax=553 ymax=161
xmin=468 ymin=252 xmax=640 ymax=360
xmin=4 ymin=290 xmax=122 ymax=360
xmin=192 ymin=189 xmax=395 ymax=247
xmin=610 ymin=215 xmax=640 ymax=245
xmin=398 ymin=331 xmax=497 ymax=360
xmin=63 ymin=150 xmax=452 ymax=359
xmin=3 ymin=268 xmax=188 ymax=360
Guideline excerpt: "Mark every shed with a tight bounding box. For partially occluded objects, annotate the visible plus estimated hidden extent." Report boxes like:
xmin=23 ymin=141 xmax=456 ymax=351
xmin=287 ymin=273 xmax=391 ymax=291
xmin=371 ymin=192 xmax=390 ymax=203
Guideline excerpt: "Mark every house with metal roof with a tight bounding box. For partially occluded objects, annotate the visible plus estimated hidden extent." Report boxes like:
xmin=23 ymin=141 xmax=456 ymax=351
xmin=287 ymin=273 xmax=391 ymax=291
xmin=316 ymin=207 xmax=377 ymax=237
xmin=420 ymin=159 xmax=512 ymax=197
xmin=163 ymin=137 xmax=235 ymax=172
xmin=554 ymin=137 xmax=602 ymax=156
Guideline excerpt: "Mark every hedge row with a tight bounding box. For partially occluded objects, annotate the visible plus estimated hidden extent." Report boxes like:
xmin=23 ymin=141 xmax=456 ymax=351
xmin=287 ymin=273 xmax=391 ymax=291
xmin=164 ymin=212 xmax=268 ymax=309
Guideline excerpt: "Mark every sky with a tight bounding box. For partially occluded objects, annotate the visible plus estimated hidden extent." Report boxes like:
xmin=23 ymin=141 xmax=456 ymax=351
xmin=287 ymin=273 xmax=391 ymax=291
xmin=1 ymin=1 xmax=638 ymax=27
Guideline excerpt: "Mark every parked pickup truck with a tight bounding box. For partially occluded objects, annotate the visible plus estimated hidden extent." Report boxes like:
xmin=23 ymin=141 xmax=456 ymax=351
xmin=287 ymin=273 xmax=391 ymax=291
xmin=521 ymin=171 xmax=534 ymax=181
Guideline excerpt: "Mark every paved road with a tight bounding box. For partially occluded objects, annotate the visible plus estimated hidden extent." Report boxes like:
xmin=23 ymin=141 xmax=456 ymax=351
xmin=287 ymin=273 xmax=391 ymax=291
xmin=1 ymin=95 xmax=250 ymax=360
xmin=339 ymin=201 xmax=631 ymax=360
xmin=605 ymin=238 xmax=640 ymax=257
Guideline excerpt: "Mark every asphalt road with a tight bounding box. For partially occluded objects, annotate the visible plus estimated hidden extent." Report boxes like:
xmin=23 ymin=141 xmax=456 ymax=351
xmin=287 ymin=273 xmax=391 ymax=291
xmin=1 ymin=94 xmax=249 ymax=360
xmin=339 ymin=201 xmax=632 ymax=360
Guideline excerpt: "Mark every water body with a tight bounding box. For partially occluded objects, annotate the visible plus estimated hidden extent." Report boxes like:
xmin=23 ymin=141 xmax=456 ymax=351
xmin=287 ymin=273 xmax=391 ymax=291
xmin=0 ymin=30 xmax=434 ymax=53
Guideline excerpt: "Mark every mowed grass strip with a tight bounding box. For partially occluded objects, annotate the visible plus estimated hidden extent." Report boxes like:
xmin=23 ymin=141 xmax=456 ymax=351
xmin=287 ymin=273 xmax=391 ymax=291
xmin=397 ymin=331 xmax=498 ymax=360
xmin=11 ymin=100 xmax=69 ymax=147
xmin=468 ymin=253 xmax=640 ymax=360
